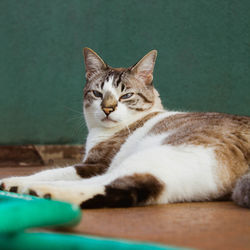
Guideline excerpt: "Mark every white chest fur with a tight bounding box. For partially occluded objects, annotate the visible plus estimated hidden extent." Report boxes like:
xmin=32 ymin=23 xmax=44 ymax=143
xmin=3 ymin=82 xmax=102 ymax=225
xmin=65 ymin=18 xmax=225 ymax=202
xmin=109 ymin=111 xmax=181 ymax=170
xmin=83 ymin=127 xmax=118 ymax=160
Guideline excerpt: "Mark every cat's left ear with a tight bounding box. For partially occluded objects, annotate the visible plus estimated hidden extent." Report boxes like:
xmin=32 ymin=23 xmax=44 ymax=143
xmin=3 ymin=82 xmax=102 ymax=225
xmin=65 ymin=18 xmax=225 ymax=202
xmin=131 ymin=50 xmax=157 ymax=85
xmin=83 ymin=48 xmax=108 ymax=80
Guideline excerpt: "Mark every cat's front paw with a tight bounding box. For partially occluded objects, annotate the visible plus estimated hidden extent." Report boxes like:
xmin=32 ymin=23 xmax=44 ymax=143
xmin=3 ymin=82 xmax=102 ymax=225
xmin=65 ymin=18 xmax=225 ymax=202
xmin=0 ymin=178 xmax=87 ymax=205
xmin=22 ymin=183 xmax=85 ymax=205
xmin=0 ymin=177 xmax=31 ymax=194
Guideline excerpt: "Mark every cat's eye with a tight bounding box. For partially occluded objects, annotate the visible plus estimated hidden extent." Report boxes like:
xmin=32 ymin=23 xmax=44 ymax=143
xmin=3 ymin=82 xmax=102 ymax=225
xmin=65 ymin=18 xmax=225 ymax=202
xmin=92 ymin=90 xmax=103 ymax=98
xmin=120 ymin=93 xmax=134 ymax=100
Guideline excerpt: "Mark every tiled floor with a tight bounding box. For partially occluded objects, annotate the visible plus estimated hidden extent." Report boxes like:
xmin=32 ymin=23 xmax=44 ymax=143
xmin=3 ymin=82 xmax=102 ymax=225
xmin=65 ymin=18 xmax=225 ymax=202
xmin=1 ymin=166 xmax=250 ymax=250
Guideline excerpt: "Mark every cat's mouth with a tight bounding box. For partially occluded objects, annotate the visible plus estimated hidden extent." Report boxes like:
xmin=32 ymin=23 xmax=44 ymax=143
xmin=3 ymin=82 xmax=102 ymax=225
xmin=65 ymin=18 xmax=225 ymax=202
xmin=101 ymin=117 xmax=118 ymax=123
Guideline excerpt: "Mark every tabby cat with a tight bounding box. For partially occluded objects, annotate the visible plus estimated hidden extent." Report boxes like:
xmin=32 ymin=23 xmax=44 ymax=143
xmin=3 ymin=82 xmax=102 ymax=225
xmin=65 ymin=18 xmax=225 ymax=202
xmin=1 ymin=48 xmax=250 ymax=209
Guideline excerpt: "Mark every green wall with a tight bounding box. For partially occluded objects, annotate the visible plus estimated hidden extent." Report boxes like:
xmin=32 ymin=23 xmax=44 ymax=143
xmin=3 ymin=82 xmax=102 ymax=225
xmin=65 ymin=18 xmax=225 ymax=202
xmin=0 ymin=0 xmax=249 ymax=145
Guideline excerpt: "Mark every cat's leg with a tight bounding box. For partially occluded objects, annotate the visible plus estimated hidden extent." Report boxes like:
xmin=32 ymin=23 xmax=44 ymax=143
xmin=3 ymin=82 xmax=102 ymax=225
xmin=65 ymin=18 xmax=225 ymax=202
xmin=232 ymin=171 xmax=250 ymax=208
xmin=0 ymin=166 xmax=80 ymax=192
xmin=0 ymin=163 xmax=107 ymax=192
xmin=3 ymin=171 xmax=164 ymax=207
xmin=1 ymin=145 xmax=223 ymax=207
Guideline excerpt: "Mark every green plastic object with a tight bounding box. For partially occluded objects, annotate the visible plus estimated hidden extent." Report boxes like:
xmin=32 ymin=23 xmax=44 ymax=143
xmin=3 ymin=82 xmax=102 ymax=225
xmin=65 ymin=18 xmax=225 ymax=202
xmin=0 ymin=191 xmax=187 ymax=250
xmin=0 ymin=232 xmax=183 ymax=250
xmin=0 ymin=191 xmax=81 ymax=233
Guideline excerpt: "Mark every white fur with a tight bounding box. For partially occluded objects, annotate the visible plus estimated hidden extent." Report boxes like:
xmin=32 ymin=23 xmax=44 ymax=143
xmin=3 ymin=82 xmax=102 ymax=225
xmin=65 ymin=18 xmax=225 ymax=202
xmin=110 ymin=145 xmax=220 ymax=204
xmin=1 ymin=166 xmax=81 ymax=192
xmin=84 ymin=127 xmax=117 ymax=159
xmin=102 ymin=75 xmax=118 ymax=98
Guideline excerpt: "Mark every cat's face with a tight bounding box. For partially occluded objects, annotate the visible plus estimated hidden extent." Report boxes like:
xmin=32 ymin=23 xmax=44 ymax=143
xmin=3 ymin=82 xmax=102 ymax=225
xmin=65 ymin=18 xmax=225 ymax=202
xmin=83 ymin=48 xmax=163 ymax=129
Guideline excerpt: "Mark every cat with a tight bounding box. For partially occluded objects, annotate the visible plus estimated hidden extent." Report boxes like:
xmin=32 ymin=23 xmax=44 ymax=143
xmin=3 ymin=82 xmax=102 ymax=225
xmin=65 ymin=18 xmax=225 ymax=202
xmin=1 ymin=48 xmax=250 ymax=209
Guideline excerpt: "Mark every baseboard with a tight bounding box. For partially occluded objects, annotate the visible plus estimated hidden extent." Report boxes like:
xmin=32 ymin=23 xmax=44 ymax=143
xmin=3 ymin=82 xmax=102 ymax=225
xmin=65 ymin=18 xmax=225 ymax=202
xmin=0 ymin=145 xmax=84 ymax=167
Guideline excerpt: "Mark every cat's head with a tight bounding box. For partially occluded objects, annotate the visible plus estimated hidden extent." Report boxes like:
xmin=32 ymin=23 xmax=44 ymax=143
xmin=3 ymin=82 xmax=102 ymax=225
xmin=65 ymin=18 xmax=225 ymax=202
xmin=83 ymin=48 xmax=163 ymax=129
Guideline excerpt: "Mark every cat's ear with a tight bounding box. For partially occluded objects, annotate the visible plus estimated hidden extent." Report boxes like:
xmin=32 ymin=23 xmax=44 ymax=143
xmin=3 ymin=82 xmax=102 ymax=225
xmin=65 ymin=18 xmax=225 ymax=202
xmin=83 ymin=48 xmax=107 ymax=79
xmin=131 ymin=50 xmax=157 ymax=85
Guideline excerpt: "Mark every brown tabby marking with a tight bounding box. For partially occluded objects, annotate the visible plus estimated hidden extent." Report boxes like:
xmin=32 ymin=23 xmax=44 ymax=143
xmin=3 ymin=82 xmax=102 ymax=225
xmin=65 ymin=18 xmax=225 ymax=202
xmin=29 ymin=189 xmax=38 ymax=197
xmin=43 ymin=193 xmax=51 ymax=199
xmin=80 ymin=173 xmax=164 ymax=208
xmin=75 ymin=112 xmax=160 ymax=178
xmin=149 ymin=112 xmax=250 ymax=190
xmin=75 ymin=163 xmax=108 ymax=178
xmin=9 ymin=186 xmax=18 ymax=193
xmin=0 ymin=183 xmax=5 ymax=190
xmin=137 ymin=93 xmax=153 ymax=103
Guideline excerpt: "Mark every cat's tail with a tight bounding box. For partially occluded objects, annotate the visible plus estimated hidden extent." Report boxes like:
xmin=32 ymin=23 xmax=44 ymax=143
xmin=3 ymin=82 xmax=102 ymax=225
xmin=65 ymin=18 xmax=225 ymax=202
xmin=232 ymin=171 xmax=250 ymax=208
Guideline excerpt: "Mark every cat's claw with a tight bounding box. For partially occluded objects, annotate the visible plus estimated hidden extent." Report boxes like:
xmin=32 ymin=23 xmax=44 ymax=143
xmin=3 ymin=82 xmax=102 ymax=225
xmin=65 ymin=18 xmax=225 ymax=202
xmin=0 ymin=177 xmax=31 ymax=194
xmin=0 ymin=181 xmax=5 ymax=191
xmin=23 ymin=184 xmax=85 ymax=205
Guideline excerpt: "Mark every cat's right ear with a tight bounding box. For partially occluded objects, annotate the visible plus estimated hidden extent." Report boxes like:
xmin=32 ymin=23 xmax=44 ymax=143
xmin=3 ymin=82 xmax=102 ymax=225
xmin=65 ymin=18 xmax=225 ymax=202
xmin=130 ymin=50 xmax=157 ymax=85
xmin=83 ymin=48 xmax=107 ymax=80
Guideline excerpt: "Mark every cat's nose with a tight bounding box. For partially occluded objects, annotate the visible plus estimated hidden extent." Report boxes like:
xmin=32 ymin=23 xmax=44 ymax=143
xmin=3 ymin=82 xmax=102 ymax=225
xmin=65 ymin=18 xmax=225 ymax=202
xmin=102 ymin=107 xmax=114 ymax=116
xmin=101 ymin=91 xmax=118 ymax=116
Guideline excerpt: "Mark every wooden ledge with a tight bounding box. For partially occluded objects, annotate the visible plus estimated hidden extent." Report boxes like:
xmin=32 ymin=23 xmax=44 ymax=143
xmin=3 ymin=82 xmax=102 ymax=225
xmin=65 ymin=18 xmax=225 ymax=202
xmin=0 ymin=145 xmax=84 ymax=167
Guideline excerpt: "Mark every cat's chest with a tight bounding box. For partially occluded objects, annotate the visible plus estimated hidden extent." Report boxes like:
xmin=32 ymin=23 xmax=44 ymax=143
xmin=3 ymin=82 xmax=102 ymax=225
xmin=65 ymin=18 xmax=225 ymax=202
xmin=109 ymin=113 xmax=178 ymax=169
xmin=84 ymin=111 xmax=180 ymax=167
xmin=83 ymin=127 xmax=121 ymax=161
xmin=83 ymin=128 xmax=131 ymax=168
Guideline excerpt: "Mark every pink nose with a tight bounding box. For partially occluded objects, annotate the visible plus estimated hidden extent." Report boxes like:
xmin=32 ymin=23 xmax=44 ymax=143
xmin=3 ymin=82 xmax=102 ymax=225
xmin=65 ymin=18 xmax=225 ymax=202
xmin=102 ymin=107 xmax=114 ymax=115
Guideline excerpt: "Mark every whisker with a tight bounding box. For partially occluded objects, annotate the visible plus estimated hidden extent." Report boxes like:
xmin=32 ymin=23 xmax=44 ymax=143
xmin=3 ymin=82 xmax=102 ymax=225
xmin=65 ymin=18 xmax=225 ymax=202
xmin=64 ymin=106 xmax=83 ymax=115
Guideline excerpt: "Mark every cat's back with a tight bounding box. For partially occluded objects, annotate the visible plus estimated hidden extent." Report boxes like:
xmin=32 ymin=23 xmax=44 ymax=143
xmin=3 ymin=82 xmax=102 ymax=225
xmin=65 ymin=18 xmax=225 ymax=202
xmin=149 ymin=112 xmax=250 ymax=142
xmin=121 ymin=111 xmax=250 ymax=148
xmin=148 ymin=112 xmax=250 ymax=162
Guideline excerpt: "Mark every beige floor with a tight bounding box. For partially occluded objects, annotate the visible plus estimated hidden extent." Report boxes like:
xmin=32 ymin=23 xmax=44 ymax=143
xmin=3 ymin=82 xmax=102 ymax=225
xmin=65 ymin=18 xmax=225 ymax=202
xmin=1 ymin=166 xmax=250 ymax=250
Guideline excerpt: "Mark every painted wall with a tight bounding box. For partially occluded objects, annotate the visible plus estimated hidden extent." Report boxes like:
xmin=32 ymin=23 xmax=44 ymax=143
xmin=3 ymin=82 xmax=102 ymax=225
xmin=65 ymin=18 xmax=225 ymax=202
xmin=0 ymin=0 xmax=249 ymax=144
